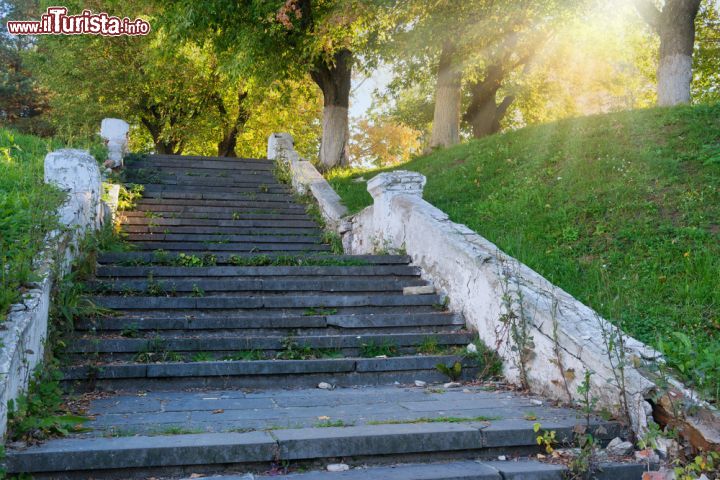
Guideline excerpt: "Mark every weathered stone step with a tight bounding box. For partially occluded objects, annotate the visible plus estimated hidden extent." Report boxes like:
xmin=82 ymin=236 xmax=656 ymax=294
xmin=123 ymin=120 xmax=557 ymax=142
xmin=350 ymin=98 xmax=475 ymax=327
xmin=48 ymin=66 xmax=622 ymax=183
xmin=96 ymin=252 xmax=412 ymax=266
xmin=141 ymin=190 xmax=296 ymax=202
xmin=124 ymin=210 xmax=311 ymax=220
xmin=128 ymin=158 xmax=275 ymax=171
xmin=136 ymin=197 xmax=305 ymax=210
xmin=133 ymin=154 xmax=273 ymax=164
xmin=86 ymin=277 xmax=426 ymax=294
xmin=88 ymin=293 xmax=442 ymax=310
xmin=126 ymin=171 xmax=282 ymax=187
xmin=129 ymin=167 xmax=279 ymax=183
xmin=61 ymin=355 xmax=479 ymax=390
xmin=67 ymin=332 xmax=472 ymax=354
xmin=122 ymin=225 xmax=321 ymax=236
xmin=132 ymin=177 xmax=288 ymax=190
xmin=203 ymin=462 xmax=646 ymax=480
xmin=75 ymin=312 xmax=464 ymax=332
xmin=123 ymin=216 xmax=317 ymax=228
xmin=142 ymin=183 xmax=291 ymax=194
xmin=130 ymin=241 xmax=331 ymax=252
xmin=124 ymin=233 xmax=322 ymax=243
xmin=96 ymin=264 xmax=420 ymax=277
xmin=5 ymin=419 xmax=624 ymax=478
xmin=134 ymin=199 xmax=304 ymax=211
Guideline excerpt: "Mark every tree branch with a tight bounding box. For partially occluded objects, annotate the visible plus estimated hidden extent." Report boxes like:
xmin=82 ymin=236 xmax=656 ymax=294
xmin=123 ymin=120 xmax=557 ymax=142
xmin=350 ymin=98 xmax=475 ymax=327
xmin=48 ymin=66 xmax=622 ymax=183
xmin=633 ymin=0 xmax=662 ymax=32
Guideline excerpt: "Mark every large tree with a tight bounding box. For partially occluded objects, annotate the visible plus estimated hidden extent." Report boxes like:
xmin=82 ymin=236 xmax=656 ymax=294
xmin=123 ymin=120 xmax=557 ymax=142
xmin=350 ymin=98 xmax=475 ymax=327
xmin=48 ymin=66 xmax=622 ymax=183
xmin=167 ymin=0 xmax=372 ymax=169
xmin=0 ymin=0 xmax=50 ymax=135
xmin=371 ymin=0 xmax=575 ymax=148
xmin=634 ymin=0 xmax=702 ymax=106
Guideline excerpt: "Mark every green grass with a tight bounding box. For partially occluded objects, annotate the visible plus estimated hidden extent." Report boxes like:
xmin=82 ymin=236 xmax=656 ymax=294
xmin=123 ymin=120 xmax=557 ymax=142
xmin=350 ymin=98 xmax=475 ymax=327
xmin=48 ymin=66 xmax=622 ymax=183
xmin=0 ymin=128 xmax=108 ymax=322
xmin=0 ymin=129 xmax=64 ymax=321
xmin=328 ymin=104 xmax=720 ymax=403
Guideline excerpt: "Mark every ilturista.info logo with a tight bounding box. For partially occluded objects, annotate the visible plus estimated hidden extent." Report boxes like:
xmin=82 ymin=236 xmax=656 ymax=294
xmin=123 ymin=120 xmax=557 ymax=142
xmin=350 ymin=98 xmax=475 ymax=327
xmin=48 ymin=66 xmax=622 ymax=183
xmin=6 ymin=6 xmax=151 ymax=36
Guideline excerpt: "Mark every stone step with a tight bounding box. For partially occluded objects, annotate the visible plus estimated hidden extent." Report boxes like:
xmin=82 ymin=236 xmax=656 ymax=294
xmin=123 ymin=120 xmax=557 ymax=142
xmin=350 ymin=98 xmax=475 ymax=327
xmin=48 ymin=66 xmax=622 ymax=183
xmin=222 ymin=461 xmax=644 ymax=480
xmin=129 ymin=176 xmax=288 ymax=188
xmin=86 ymin=277 xmax=427 ymax=294
xmin=141 ymin=190 xmax=296 ymax=202
xmin=61 ymin=355 xmax=481 ymax=391
xmin=129 ymin=241 xmax=331 ymax=252
xmin=136 ymin=197 xmax=306 ymax=210
xmin=142 ymin=183 xmax=292 ymax=195
xmin=95 ymin=265 xmax=420 ymax=277
xmin=96 ymin=253 xmax=412 ymax=266
xmin=67 ymin=332 xmax=472 ymax=354
xmin=124 ymin=233 xmax=323 ymax=243
xmin=75 ymin=312 xmax=465 ymax=333
xmin=88 ymin=293 xmax=442 ymax=310
xmin=129 ymin=168 xmax=279 ymax=183
xmin=5 ymin=418 xmax=625 ymax=478
xmin=122 ymin=216 xmax=317 ymax=228
xmin=128 ymin=159 xmax=275 ymax=171
xmin=122 ymin=225 xmax=321 ymax=236
xmin=124 ymin=210 xmax=311 ymax=220
xmin=132 ymin=154 xmax=273 ymax=165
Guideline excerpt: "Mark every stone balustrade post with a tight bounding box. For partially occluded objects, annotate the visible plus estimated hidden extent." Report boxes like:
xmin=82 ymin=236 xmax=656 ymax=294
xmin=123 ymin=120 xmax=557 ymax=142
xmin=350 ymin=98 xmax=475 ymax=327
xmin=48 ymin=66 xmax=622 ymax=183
xmin=100 ymin=118 xmax=129 ymax=168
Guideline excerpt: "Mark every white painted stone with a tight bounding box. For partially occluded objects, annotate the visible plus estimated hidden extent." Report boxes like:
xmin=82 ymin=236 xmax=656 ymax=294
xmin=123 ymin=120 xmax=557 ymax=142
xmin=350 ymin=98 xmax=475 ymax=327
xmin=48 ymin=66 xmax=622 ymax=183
xmin=530 ymin=399 xmax=543 ymax=406
xmin=45 ymin=149 xmax=104 ymax=236
xmin=466 ymin=343 xmax=478 ymax=354
xmin=100 ymin=118 xmax=129 ymax=168
xmin=443 ymin=382 xmax=462 ymax=388
xmin=414 ymin=380 xmax=427 ymax=387
xmin=403 ymin=285 xmax=435 ymax=296
xmin=327 ymin=463 xmax=350 ymax=472
xmin=318 ymin=382 xmax=333 ymax=390
xmin=267 ymin=133 xmax=347 ymax=230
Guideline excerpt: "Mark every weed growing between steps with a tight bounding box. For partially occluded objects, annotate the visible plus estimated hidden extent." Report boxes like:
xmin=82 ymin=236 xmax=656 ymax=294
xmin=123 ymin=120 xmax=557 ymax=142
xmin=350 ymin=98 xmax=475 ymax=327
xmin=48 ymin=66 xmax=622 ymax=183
xmin=295 ymin=192 xmax=344 ymax=254
xmin=6 ymin=224 xmax=129 ymax=445
xmin=6 ymin=363 xmax=89 ymax=444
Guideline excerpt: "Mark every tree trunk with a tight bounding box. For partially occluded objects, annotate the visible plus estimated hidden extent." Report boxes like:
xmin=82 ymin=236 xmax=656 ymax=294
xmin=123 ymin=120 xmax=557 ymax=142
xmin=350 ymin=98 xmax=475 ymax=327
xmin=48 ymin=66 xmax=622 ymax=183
xmin=464 ymin=64 xmax=515 ymax=138
xmin=310 ymin=48 xmax=352 ymax=170
xmin=635 ymin=0 xmax=701 ymax=106
xmin=217 ymin=90 xmax=250 ymax=158
xmin=429 ymin=42 xmax=462 ymax=149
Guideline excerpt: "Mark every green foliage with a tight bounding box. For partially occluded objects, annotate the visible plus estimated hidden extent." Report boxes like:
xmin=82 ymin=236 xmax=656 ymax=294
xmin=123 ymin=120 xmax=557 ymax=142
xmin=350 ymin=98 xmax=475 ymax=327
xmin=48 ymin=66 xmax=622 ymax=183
xmin=360 ymin=340 xmax=398 ymax=358
xmin=659 ymin=332 xmax=720 ymax=404
xmin=435 ymin=361 xmax=463 ymax=381
xmin=533 ymin=422 xmax=557 ymax=454
xmin=464 ymin=340 xmax=503 ymax=379
xmin=117 ymin=184 xmax=144 ymax=212
xmin=674 ymin=451 xmax=720 ymax=480
xmin=0 ymin=129 xmax=64 ymax=321
xmin=7 ymin=364 xmax=89 ymax=442
xmin=329 ymin=104 xmax=720 ymax=404
xmin=228 ymin=254 xmax=368 ymax=267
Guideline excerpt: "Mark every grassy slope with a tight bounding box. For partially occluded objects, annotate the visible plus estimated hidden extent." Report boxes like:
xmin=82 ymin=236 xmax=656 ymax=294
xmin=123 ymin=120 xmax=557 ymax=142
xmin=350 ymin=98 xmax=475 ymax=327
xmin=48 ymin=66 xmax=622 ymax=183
xmin=329 ymin=104 xmax=720 ymax=400
xmin=0 ymin=129 xmax=110 ymax=321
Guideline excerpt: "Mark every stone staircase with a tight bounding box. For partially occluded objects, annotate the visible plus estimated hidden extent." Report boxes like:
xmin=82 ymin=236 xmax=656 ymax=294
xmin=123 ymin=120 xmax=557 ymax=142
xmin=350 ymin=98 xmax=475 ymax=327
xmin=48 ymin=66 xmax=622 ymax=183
xmin=5 ymin=155 xmax=643 ymax=479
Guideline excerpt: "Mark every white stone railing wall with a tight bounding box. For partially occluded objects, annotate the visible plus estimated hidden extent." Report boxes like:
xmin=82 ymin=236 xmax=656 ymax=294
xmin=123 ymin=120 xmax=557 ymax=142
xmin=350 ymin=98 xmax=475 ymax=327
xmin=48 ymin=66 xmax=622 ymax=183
xmin=267 ymin=133 xmax=347 ymax=230
xmin=0 ymin=149 xmax=107 ymax=439
xmin=269 ymin=134 xmax=720 ymax=445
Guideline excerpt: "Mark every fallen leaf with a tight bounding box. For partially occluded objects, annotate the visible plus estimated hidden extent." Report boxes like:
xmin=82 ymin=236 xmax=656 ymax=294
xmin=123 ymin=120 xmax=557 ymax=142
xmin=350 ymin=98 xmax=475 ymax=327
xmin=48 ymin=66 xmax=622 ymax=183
xmin=318 ymin=416 xmax=330 ymax=420
xmin=212 ymin=409 xmax=224 ymax=414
